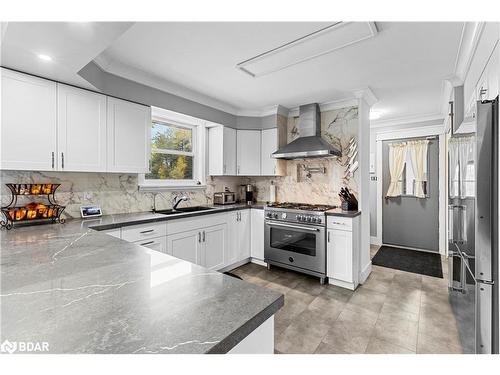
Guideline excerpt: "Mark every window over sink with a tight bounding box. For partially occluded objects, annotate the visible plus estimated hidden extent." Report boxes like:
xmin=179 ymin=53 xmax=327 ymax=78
xmin=139 ymin=107 xmax=206 ymax=190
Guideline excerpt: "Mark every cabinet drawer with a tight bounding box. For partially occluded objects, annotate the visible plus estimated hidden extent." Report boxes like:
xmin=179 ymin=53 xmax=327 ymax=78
xmin=121 ymin=222 xmax=167 ymax=242
xmin=327 ymin=216 xmax=352 ymax=231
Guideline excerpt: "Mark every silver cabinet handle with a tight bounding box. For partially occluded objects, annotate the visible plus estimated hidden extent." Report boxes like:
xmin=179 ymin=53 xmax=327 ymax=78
xmin=198 ymin=232 xmax=201 ymax=243
xmin=51 ymin=152 xmax=55 ymax=169
xmin=61 ymin=152 xmax=65 ymax=169
xmin=202 ymin=231 xmax=206 ymax=242
xmin=140 ymin=241 xmax=155 ymax=246
xmin=140 ymin=229 xmax=155 ymax=234
xmin=237 ymin=166 xmax=240 ymax=175
xmin=328 ymin=231 xmax=330 ymax=243
xmin=223 ymin=164 xmax=226 ymax=174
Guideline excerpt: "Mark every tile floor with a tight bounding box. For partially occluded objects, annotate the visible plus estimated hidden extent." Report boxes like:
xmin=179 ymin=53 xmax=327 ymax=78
xmin=231 ymin=245 xmax=464 ymax=354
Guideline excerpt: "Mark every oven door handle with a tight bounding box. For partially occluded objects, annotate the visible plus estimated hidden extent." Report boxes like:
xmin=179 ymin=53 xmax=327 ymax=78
xmin=267 ymin=221 xmax=321 ymax=232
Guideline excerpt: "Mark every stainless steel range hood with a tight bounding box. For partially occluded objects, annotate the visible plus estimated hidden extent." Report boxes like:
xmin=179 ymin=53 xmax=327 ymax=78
xmin=272 ymin=103 xmax=341 ymax=159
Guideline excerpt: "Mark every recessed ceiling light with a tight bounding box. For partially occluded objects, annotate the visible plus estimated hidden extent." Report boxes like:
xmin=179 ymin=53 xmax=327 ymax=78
xmin=38 ymin=54 xmax=52 ymax=62
xmin=370 ymin=110 xmax=383 ymax=120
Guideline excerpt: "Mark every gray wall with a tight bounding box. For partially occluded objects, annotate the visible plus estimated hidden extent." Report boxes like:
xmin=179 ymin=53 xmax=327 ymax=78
xmin=79 ymin=61 xmax=279 ymax=130
xmin=381 ymin=137 xmax=440 ymax=252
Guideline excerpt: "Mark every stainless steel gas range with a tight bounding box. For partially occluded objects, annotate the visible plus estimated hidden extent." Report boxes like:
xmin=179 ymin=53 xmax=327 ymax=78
xmin=264 ymin=202 xmax=337 ymax=284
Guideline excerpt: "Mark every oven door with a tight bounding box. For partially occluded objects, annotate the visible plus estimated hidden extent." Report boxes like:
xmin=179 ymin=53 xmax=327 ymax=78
xmin=264 ymin=220 xmax=325 ymax=274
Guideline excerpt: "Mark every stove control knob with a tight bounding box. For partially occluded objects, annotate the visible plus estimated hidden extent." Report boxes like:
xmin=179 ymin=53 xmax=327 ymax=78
xmin=273 ymin=213 xmax=279 ymax=219
xmin=306 ymin=216 xmax=312 ymax=222
xmin=281 ymin=212 xmax=287 ymax=219
xmin=317 ymin=218 xmax=322 ymax=224
xmin=297 ymin=215 xmax=302 ymax=221
xmin=311 ymin=217 xmax=318 ymax=223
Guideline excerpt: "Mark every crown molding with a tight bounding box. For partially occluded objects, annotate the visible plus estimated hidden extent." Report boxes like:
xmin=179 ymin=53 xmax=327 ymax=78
xmin=440 ymin=22 xmax=485 ymax=115
xmin=353 ymin=86 xmax=378 ymax=107
xmin=236 ymin=104 xmax=290 ymax=117
xmin=93 ymin=53 xmax=240 ymax=116
xmin=370 ymin=112 xmax=444 ymax=129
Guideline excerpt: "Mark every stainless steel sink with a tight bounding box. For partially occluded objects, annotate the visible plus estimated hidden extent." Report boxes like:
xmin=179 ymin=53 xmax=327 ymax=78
xmin=154 ymin=206 xmax=215 ymax=215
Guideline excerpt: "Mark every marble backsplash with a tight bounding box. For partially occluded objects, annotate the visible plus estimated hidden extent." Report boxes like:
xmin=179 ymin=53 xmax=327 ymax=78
xmin=0 ymin=171 xmax=243 ymax=218
xmin=247 ymin=106 xmax=360 ymax=205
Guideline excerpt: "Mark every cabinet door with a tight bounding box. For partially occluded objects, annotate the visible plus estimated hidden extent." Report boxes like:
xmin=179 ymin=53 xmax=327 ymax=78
xmin=167 ymin=229 xmax=202 ymax=264
xmin=226 ymin=212 xmax=239 ymax=265
xmin=223 ymin=127 xmax=237 ymax=175
xmin=135 ymin=236 xmax=167 ymax=254
xmin=1 ymin=69 xmax=57 ymax=171
xmin=237 ymin=130 xmax=261 ymax=176
xmin=208 ymin=126 xmax=236 ymax=176
xmin=237 ymin=210 xmax=251 ymax=261
xmin=250 ymin=209 xmax=265 ymax=260
xmin=261 ymin=128 xmax=278 ymax=176
xmin=202 ymin=224 xmax=226 ymax=270
xmin=327 ymin=229 xmax=353 ymax=283
xmin=57 ymin=84 xmax=107 ymax=172
xmin=107 ymin=97 xmax=150 ymax=173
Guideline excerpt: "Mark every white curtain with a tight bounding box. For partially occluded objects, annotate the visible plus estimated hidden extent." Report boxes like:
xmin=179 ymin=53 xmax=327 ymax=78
xmin=407 ymin=140 xmax=429 ymax=198
xmin=386 ymin=142 xmax=407 ymax=197
xmin=449 ymin=136 xmax=475 ymax=198
xmin=449 ymin=139 xmax=460 ymax=198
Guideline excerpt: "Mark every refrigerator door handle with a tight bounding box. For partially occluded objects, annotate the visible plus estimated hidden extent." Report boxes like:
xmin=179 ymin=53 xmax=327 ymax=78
xmin=476 ymin=281 xmax=493 ymax=353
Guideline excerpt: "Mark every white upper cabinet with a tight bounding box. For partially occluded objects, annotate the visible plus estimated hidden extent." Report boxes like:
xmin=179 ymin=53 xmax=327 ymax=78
xmin=237 ymin=129 xmax=261 ymax=176
xmin=1 ymin=68 xmax=57 ymax=171
xmin=57 ymin=84 xmax=107 ymax=172
xmin=208 ymin=125 xmax=237 ymax=175
xmin=261 ymin=128 xmax=284 ymax=176
xmin=106 ymin=97 xmax=151 ymax=173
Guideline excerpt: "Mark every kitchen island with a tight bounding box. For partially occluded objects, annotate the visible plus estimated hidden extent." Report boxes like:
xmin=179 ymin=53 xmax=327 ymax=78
xmin=0 ymin=211 xmax=283 ymax=354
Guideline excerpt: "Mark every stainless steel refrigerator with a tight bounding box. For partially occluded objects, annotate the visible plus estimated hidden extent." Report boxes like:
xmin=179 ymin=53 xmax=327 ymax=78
xmin=448 ymin=97 xmax=498 ymax=354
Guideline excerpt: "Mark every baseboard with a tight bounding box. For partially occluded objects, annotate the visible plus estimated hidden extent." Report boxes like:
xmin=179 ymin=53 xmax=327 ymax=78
xmin=370 ymin=236 xmax=381 ymax=245
xmin=360 ymin=261 xmax=372 ymax=283
xmin=219 ymin=258 xmax=251 ymax=273
xmin=328 ymin=278 xmax=356 ymax=290
xmin=250 ymin=258 xmax=267 ymax=267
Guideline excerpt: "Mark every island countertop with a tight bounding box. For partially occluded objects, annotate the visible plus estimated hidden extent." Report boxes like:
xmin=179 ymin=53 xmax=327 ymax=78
xmin=0 ymin=215 xmax=283 ymax=354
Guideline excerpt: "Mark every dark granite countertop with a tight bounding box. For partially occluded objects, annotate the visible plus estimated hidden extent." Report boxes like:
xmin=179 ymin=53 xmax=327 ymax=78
xmin=0 ymin=204 xmax=283 ymax=354
xmin=325 ymin=208 xmax=361 ymax=218
xmin=83 ymin=202 xmax=266 ymax=231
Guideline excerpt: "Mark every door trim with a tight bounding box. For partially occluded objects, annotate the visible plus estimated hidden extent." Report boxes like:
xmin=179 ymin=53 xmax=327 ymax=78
xmin=375 ymin=125 xmax=447 ymax=255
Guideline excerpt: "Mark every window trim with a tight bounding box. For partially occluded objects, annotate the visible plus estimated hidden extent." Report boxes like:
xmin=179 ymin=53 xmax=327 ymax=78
xmin=139 ymin=107 xmax=206 ymax=191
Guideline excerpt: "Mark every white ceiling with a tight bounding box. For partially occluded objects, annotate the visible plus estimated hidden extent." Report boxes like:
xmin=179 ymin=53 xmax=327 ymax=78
xmin=1 ymin=22 xmax=464 ymax=123
xmin=98 ymin=22 xmax=464 ymax=121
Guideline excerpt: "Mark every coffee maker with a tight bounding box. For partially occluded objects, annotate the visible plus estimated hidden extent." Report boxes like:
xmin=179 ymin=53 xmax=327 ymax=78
xmin=240 ymin=184 xmax=254 ymax=205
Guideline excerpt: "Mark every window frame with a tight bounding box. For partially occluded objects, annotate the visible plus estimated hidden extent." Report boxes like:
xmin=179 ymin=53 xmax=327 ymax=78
xmin=139 ymin=107 xmax=206 ymax=191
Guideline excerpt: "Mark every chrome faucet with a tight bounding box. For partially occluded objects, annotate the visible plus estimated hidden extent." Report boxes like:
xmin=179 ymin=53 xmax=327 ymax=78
xmin=172 ymin=194 xmax=189 ymax=210
xmin=151 ymin=192 xmax=165 ymax=212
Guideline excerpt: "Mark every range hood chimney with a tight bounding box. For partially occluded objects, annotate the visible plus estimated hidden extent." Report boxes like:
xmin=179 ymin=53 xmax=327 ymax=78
xmin=272 ymin=103 xmax=341 ymax=159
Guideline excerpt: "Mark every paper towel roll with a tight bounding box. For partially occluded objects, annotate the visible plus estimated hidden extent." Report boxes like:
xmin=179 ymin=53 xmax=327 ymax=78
xmin=269 ymin=183 xmax=276 ymax=203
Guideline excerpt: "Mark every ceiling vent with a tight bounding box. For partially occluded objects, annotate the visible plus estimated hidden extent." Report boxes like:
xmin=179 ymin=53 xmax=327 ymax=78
xmin=236 ymin=22 xmax=378 ymax=77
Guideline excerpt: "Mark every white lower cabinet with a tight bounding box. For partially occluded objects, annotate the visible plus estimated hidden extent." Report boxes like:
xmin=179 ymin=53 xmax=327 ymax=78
xmin=167 ymin=229 xmax=202 ymax=263
xmin=102 ymin=210 xmax=258 ymax=271
xmin=227 ymin=210 xmax=251 ymax=266
xmin=250 ymin=209 xmax=265 ymax=261
xmin=326 ymin=216 xmax=360 ymax=290
xmin=202 ymin=224 xmax=226 ymax=270
xmin=135 ymin=236 xmax=167 ymax=254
